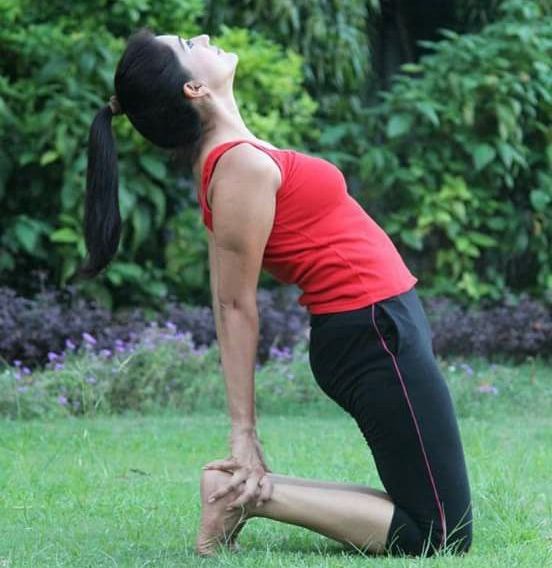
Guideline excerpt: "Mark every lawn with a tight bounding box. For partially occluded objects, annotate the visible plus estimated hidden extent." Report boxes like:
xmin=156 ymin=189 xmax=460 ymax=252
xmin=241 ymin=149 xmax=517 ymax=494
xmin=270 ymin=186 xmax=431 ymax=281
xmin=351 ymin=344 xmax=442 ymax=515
xmin=0 ymin=358 xmax=551 ymax=567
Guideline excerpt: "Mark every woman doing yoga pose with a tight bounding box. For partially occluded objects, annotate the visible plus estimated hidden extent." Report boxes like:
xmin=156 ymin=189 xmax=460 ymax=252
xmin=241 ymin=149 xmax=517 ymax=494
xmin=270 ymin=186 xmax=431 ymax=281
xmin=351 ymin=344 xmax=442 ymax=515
xmin=81 ymin=29 xmax=473 ymax=558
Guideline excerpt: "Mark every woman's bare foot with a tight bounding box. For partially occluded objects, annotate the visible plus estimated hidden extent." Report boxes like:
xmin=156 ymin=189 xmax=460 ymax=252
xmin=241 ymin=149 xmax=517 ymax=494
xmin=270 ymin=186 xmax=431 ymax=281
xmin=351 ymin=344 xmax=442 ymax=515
xmin=196 ymin=468 xmax=254 ymax=556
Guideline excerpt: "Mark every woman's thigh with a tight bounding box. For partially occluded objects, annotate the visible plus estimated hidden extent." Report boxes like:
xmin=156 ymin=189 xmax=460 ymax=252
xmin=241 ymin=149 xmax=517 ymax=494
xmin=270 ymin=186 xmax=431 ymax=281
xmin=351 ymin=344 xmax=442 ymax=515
xmin=308 ymin=287 xmax=473 ymax=553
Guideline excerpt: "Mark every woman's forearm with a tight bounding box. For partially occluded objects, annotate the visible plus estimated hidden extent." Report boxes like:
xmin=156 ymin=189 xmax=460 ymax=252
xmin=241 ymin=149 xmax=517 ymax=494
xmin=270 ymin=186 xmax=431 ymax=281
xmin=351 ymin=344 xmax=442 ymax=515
xmin=215 ymin=301 xmax=259 ymax=433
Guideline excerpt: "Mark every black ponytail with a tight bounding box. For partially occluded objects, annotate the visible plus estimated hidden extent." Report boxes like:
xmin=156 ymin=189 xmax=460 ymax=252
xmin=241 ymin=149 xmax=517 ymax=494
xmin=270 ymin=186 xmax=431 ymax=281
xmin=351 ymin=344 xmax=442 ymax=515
xmin=76 ymin=27 xmax=206 ymax=280
xmin=77 ymin=104 xmax=122 ymax=279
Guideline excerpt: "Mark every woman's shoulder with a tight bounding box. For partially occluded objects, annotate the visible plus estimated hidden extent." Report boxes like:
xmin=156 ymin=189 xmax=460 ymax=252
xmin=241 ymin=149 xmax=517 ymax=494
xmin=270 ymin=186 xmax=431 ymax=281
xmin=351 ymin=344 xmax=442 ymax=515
xmin=205 ymin=141 xmax=283 ymax=207
xmin=212 ymin=141 xmax=280 ymax=176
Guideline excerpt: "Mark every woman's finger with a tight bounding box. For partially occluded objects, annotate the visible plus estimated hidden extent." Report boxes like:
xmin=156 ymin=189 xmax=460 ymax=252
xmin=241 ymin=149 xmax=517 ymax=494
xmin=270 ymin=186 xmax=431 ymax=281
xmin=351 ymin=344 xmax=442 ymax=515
xmin=202 ymin=457 xmax=237 ymax=470
xmin=226 ymin=475 xmax=261 ymax=510
xmin=256 ymin=475 xmax=273 ymax=506
xmin=207 ymin=469 xmax=249 ymax=502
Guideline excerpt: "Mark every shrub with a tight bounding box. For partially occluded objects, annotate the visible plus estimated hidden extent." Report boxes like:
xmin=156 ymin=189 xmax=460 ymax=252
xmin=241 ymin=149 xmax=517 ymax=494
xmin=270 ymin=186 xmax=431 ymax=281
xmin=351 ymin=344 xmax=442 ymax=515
xmin=424 ymin=293 xmax=552 ymax=361
xmin=0 ymin=4 xmax=317 ymax=308
xmin=2 ymin=325 xmax=550 ymax=421
xmin=358 ymin=0 xmax=552 ymax=300
xmin=0 ymin=324 xmax=219 ymax=420
xmin=0 ymin=281 xmax=311 ymax=371
xmin=0 ymin=322 xmax=321 ymax=420
xmin=0 ymin=282 xmax=151 ymax=370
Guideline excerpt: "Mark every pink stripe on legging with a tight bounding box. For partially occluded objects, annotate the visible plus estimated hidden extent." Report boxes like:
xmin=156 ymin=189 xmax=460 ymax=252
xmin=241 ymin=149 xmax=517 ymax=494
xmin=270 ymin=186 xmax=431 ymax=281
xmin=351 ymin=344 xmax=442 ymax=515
xmin=371 ymin=304 xmax=447 ymax=550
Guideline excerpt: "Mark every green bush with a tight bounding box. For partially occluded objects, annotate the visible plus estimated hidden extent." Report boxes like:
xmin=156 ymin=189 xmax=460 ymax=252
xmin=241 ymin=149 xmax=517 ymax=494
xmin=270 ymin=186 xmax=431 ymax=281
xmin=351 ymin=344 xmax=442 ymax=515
xmin=0 ymin=324 xmax=321 ymax=420
xmin=359 ymin=0 xmax=552 ymax=300
xmin=0 ymin=2 xmax=317 ymax=308
xmin=2 ymin=323 xmax=551 ymax=421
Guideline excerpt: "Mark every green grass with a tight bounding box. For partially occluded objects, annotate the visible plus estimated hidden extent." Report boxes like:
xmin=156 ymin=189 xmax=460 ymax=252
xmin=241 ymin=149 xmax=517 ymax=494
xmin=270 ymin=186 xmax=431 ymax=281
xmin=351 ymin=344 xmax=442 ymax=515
xmin=0 ymin=359 xmax=551 ymax=567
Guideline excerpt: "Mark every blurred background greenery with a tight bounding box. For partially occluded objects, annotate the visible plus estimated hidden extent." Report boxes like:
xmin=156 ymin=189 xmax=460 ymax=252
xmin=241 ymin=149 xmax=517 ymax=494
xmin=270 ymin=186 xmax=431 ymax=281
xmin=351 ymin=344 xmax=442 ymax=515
xmin=1 ymin=0 xmax=551 ymax=311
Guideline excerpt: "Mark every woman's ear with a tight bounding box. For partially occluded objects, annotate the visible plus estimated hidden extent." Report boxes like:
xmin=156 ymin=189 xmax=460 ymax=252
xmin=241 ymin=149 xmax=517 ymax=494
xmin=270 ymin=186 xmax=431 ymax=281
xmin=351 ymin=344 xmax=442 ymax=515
xmin=182 ymin=80 xmax=209 ymax=100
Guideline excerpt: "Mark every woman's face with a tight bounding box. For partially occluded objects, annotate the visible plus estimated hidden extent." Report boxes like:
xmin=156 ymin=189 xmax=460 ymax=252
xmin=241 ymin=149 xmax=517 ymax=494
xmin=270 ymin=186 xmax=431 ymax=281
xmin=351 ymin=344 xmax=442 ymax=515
xmin=156 ymin=34 xmax=238 ymax=93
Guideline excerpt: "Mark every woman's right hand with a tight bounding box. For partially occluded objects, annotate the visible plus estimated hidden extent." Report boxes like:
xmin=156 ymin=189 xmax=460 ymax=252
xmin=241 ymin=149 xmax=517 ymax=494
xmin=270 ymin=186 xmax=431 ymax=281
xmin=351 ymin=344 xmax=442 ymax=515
xmin=202 ymin=430 xmax=273 ymax=509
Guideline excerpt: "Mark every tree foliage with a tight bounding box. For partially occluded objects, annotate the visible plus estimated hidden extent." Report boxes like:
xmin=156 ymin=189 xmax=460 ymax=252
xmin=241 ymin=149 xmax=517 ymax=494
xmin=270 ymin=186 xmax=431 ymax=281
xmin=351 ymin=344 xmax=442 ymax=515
xmin=1 ymin=0 xmax=550 ymax=308
xmin=359 ymin=0 xmax=552 ymax=300
xmin=0 ymin=1 xmax=317 ymax=308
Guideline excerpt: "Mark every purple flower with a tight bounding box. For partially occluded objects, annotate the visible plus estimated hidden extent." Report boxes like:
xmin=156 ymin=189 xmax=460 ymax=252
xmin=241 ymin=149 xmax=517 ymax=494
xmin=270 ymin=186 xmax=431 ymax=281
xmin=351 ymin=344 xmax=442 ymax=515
xmin=269 ymin=345 xmax=293 ymax=362
xmin=165 ymin=321 xmax=177 ymax=333
xmin=82 ymin=332 xmax=97 ymax=345
xmin=460 ymin=363 xmax=474 ymax=376
xmin=65 ymin=338 xmax=76 ymax=351
xmin=22 ymin=366 xmax=31 ymax=375
xmin=99 ymin=349 xmax=112 ymax=358
xmin=13 ymin=359 xmax=22 ymax=367
xmin=54 ymin=363 xmax=64 ymax=370
xmin=477 ymin=384 xmax=498 ymax=395
xmin=57 ymin=395 xmax=68 ymax=405
xmin=286 ymin=372 xmax=295 ymax=381
xmin=48 ymin=351 xmax=59 ymax=362
xmin=85 ymin=376 xmax=97 ymax=384
xmin=17 ymin=385 xmax=29 ymax=393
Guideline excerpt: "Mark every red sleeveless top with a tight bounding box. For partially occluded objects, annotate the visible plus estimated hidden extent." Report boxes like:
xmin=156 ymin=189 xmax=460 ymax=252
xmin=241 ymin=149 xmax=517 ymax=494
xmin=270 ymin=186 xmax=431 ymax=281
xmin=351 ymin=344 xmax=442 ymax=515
xmin=198 ymin=139 xmax=418 ymax=315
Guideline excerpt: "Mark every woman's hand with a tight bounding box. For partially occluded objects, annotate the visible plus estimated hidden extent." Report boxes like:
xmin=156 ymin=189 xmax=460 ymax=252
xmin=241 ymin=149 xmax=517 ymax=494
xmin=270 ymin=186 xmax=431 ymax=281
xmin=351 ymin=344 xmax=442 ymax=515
xmin=202 ymin=430 xmax=273 ymax=509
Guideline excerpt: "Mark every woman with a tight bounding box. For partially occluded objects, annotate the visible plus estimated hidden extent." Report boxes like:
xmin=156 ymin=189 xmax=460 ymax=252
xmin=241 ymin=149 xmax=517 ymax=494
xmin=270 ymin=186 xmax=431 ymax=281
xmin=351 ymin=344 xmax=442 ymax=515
xmin=81 ymin=28 xmax=473 ymax=558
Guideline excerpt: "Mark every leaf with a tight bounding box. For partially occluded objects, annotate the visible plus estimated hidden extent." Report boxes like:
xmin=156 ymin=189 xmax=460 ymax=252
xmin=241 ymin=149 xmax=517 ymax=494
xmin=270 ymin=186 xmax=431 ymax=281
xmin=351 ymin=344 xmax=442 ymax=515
xmin=468 ymin=231 xmax=497 ymax=247
xmin=139 ymin=155 xmax=167 ymax=181
xmin=416 ymin=102 xmax=439 ymax=126
xmin=50 ymin=227 xmax=79 ymax=243
xmin=318 ymin=124 xmax=349 ymax=145
xmin=61 ymin=257 xmax=77 ymax=283
xmin=148 ymin=185 xmax=167 ymax=229
xmin=118 ymin=179 xmax=136 ymax=219
xmin=472 ymin=144 xmax=496 ymax=171
xmin=497 ymin=142 xmax=515 ymax=169
xmin=386 ymin=114 xmax=414 ymax=138
xmin=486 ymin=216 xmax=507 ymax=230
xmin=79 ymin=52 xmax=96 ymax=74
xmin=40 ymin=150 xmax=58 ymax=166
xmin=55 ymin=123 xmax=69 ymax=157
xmin=14 ymin=219 xmax=40 ymax=253
xmin=108 ymin=261 xmax=144 ymax=283
xmin=530 ymin=190 xmax=550 ymax=211
xmin=400 ymin=228 xmax=423 ymax=250
xmin=131 ymin=205 xmax=151 ymax=253
xmin=456 ymin=236 xmax=480 ymax=257
xmin=400 ymin=63 xmax=423 ymax=73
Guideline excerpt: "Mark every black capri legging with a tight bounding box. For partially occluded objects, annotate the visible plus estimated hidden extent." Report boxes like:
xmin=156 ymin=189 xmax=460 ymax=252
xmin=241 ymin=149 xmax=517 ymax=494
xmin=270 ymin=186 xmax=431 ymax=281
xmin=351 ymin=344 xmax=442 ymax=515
xmin=308 ymin=285 xmax=473 ymax=557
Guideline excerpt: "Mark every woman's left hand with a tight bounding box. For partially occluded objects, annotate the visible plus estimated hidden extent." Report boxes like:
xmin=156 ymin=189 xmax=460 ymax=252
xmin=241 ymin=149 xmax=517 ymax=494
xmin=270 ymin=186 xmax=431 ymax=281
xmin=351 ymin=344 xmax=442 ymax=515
xmin=201 ymin=431 xmax=273 ymax=509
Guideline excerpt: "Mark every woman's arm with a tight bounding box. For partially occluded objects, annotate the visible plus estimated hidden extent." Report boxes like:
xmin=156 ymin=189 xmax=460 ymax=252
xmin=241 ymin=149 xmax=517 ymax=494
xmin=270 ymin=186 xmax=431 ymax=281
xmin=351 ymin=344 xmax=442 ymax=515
xmin=208 ymin=144 xmax=280 ymax=434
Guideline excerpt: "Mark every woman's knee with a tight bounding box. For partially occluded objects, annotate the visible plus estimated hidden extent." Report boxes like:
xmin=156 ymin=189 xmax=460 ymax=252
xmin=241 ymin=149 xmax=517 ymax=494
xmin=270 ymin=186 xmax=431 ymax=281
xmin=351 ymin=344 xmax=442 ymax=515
xmin=427 ymin=516 xmax=473 ymax=557
xmin=386 ymin=508 xmax=473 ymax=558
xmin=445 ymin=518 xmax=473 ymax=555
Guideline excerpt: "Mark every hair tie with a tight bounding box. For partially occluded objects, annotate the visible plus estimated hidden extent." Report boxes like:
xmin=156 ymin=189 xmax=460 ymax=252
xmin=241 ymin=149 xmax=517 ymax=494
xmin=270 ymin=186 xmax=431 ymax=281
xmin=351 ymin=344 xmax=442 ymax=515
xmin=108 ymin=95 xmax=123 ymax=116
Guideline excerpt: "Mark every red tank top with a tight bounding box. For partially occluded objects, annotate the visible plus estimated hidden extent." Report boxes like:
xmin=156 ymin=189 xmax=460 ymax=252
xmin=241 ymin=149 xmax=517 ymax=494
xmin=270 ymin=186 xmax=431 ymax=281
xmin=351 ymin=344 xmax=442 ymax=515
xmin=198 ymin=139 xmax=418 ymax=314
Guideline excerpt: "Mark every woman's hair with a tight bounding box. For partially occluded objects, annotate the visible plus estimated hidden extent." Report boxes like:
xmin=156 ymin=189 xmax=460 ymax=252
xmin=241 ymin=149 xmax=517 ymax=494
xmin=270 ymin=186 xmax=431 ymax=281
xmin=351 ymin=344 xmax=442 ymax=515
xmin=77 ymin=27 xmax=204 ymax=280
